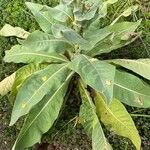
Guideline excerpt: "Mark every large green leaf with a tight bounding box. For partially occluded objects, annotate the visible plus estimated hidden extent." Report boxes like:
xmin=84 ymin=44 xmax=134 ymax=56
xmin=84 ymin=20 xmax=141 ymax=56
xmin=11 ymin=64 xmax=48 ymax=97
xmin=0 ymin=73 xmax=16 ymax=96
xmin=10 ymin=64 xmax=71 ymax=125
xmin=4 ymin=45 xmax=68 ymax=64
xmin=79 ymin=80 xmax=112 ymax=150
xmin=114 ymin=70 xmax=150 ymax=108
xmin=25 ymin=2 xmax=57 ymax=33
xmin=108 ymin=59 xmax=150 ymax=80
xmin=12 ymin=72 xmax=72 ymax=150
xmin=70 ymin=54 xmax=115 ymax=103
xmin=94 ymin=93 xmax=141 ymax=150
xmin=20 ymin=31 xmax=74 ymax=54
xmin=0 ymin=24 xmax=30 ymax=39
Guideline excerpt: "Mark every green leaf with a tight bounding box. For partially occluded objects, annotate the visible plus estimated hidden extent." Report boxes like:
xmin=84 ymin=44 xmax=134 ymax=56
xmin=74 ymin=0 xmax=101 ymax=21
xmin=83 ymin=17 xmax=100 ymax=37
xmin=114 ymin=70 xmax=150 ymax=108
xmin=10 ymin=64 xmax=71 ymax=125
xmin=25 ymin=2 xmax=57 ymax=33
xmin=111 ymin=5 xmax=139 ymax=25
xmin=12 ymin=73 xmax=72 ymax=150
xmin=79 ymin=80 xmax=112 ymax=150
xmin=0 ymin=73 xmax=16 ymax=96
xmin=82 ymin=27 xmax=112 ymax=50
xmin=46 ymin=4 xmax=73 ymax=22
xmin=20 ymin=31 xmax=74 ymax=54
xmin=0 ymin=24 xmax=30 ymax=39
xmin=94 ymin=93 xmax=141 ymax=150
xmin=4 ymin=45 xmax=68 ymax=64
xmin=70 ymin=54 xmax=115 ymax=103
xmin=11 ymin=64 xmax=48 ymax=97
xmin=52 ymin=24 xmax=87 ymax=46
xmin=108 ymin=59 xmax=150 ymax=80
xmin=84 ymin=20 xmax=141 ymax=56
xmin=83 ymin=0 xmax=118 ymax=36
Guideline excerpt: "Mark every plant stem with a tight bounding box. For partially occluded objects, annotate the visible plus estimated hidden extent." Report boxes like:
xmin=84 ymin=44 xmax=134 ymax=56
xmin=130 ymin=114 xmax=150 ymax=118
xmin=125 ymin=141 xmax=128 ymax=150
xmin=131 ymin=108 xmax=147 ymax=114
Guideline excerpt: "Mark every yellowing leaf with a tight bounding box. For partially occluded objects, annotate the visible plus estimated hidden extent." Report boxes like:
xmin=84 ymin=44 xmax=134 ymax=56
xmin=0 ymin=73 xmax=16 ymax=96
xmin=94 ymin=93 xmax=141 ymax=150
xmin=0 ymin=24 xmax=30 ymax=39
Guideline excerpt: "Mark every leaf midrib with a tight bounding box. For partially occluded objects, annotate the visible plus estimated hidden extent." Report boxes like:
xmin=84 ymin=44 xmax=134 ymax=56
xmin=82 ymin=55 xmax=106 ymax=93
xmin=114 ymin=82 xmax=150 ymax=97
xmin=6 ymin=52 xmax=67 ymax=62
xmin=103 ymin=99 xmax=138 ymax=144
xmin=24 ymin=39 xmax=74 ymax=47
xmin=14 ymin=75 xmax=70 ymax=148
xmin=14 ymin=72 xmax=73 ymax=148
xmin=112 ymin=59 xmax=150 ymax=69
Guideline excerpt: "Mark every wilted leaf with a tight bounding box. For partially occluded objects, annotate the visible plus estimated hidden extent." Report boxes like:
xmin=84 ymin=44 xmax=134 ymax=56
xmin=0 ymin=73 xmax=16 ymax=96
xmin=0 ymin=24 xmax=29 ymax=39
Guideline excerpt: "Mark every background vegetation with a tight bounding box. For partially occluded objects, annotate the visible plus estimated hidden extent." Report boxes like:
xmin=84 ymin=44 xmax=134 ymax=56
xmin=0 ymin=0 xmax=150 ymax=149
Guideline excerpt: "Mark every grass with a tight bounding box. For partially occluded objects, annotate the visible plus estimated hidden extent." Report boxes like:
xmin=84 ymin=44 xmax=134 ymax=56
xmin=0 ymin=0 xmax=150 ymax=149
